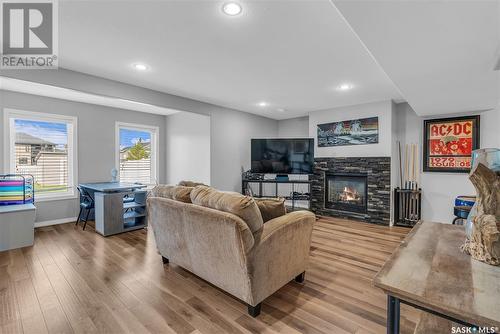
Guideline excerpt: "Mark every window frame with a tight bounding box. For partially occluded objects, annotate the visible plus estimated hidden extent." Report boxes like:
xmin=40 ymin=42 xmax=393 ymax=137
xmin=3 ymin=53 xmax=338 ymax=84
xmin=3 ymin=108 xmax=78 ymax=202
xmin=115 ymin=121 xmax=159 ymax=185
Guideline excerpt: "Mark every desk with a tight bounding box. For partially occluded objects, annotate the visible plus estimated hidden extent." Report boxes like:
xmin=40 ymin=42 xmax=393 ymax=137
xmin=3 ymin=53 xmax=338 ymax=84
xmin=79 ymin=182 xmax=148 ymax=236
xmin=79 ymin=182 xmax=146 ymax=193
xmin=374 ymin=221 xmax=500 ymax=333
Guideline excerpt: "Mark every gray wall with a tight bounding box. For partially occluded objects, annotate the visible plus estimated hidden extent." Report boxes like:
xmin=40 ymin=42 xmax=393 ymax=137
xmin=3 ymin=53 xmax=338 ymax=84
xmin=277 ymin=116 xmax=309 ymax=138
xmin=0 ymin=69 xmax=279 ymax=222
xmin=2 ymin=69 xmax=279 ymax=192
xmin=208 ymin=105 xmax=278 ymax=190
xmin=0 ymin=90 xmax=167 ymax=223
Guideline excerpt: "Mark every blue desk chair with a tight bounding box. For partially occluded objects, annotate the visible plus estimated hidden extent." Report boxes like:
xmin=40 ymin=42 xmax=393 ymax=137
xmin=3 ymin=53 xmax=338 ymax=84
xmin=76 ymin=186 xmax=94 ymax=230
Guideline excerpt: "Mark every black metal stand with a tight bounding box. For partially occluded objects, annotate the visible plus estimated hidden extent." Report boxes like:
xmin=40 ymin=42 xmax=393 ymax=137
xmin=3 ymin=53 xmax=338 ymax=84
xmin=241 ymin=177 xmax=312 ymax=211
xmin=387 ymin=296 xmax=400 ymax=334
xmin=386 ymin=295 xmax=478 ymax=334
xmin=393 ymin=188 xmax=422 ymax=227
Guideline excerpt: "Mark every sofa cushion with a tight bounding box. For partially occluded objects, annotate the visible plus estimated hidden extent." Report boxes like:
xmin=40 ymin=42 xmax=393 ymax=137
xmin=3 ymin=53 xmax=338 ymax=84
xmin=190 ymin=186 xmax=264 ymax=233
xmin=151 ymin=185 xmax=193 ymax=203
xmin=254 ymin=198 xmax=286 ymax=223
xmin=178 ymin=180 xmax=208 ymax=187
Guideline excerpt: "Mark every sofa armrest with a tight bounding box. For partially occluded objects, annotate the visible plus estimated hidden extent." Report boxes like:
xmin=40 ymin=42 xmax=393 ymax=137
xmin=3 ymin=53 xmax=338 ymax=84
xmin=247 ymin=210 xmax=315 ymax=305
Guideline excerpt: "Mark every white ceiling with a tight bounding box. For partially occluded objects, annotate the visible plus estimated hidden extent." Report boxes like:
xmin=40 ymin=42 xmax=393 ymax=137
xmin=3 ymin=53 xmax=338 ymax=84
xmin=58 ymin=0 xmax=402 ymax=120
xmin=334 ymin=0 xmax=500 ymax=117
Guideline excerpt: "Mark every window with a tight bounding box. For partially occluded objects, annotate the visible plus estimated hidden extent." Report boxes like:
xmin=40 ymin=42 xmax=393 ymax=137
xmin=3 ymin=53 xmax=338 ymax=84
xmin=4 ymin=109 xmax=77 ymax=201
xmin=116 ymin=122 xmax=158 ymax=185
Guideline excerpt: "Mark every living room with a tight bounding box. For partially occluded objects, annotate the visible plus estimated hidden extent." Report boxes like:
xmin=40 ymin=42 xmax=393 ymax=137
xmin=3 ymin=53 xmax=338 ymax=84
xmin=0 ymin=0 xmax=499 ymax=333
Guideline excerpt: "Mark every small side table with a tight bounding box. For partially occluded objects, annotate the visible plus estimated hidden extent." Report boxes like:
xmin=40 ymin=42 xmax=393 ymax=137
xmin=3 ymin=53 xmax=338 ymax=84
xmin=0 ymin=204 xmax=36 ymax=251
xmin=374 ymin=221 xmax=500 ymax=333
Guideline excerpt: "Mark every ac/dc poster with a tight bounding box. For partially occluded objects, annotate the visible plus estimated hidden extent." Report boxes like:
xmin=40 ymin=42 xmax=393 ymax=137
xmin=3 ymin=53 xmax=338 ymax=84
xmin=423 ymin=115 xmax=480 ymax=173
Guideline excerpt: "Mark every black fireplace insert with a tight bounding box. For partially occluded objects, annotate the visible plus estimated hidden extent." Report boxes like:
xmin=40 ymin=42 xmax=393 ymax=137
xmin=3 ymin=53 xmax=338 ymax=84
xmin=325 ymin=173 xmax=368 ymax=213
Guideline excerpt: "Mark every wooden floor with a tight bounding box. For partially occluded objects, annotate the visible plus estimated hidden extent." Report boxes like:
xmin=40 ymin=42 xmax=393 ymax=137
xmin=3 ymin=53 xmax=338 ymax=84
xmin=0 ymin=217 xmax=420 ymax=334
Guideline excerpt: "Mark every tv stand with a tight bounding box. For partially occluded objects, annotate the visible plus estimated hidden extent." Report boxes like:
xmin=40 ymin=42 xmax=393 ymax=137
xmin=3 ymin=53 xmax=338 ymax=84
xmin=241 ymin=177 xmax=311 ymax=211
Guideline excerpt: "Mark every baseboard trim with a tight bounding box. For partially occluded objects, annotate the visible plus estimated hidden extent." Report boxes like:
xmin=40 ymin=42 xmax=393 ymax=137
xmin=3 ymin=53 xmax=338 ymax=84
xmin=35 ymin=217 xmax=78 ymax=228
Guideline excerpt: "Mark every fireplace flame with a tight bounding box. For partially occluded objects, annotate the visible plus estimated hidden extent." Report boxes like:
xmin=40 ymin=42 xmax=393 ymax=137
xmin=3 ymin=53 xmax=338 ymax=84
xmin=341 ymin=186 xmax=360 ymax=202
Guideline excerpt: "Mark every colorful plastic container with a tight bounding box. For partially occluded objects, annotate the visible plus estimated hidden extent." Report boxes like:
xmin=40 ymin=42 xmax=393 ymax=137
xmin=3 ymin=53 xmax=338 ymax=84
xmin=0 ymin=175 xmax=35 ymax=206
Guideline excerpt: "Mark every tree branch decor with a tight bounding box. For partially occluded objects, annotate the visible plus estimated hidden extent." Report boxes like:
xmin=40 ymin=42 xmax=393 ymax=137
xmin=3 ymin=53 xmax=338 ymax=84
xmin=461 ymin=162 xmax=500 ymax=265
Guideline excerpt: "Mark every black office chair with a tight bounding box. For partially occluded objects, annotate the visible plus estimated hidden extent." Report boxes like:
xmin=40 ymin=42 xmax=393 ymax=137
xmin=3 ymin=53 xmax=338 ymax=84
xmin=76 ymin=186 xmax=94 ymax=230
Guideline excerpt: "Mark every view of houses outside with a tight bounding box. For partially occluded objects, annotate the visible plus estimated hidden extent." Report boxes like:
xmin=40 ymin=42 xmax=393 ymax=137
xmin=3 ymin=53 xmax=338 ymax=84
xmin=13 ymin=119 xmax=69 ymax=195
xmin=13 ymin=121 xmax=153 ymax=196
xmin=119 ymin=128 xmax=152 ymax=184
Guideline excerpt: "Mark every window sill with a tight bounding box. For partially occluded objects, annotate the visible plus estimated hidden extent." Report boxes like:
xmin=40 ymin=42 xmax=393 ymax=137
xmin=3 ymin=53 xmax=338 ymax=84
xmin=35 ymin=194 xmax=78 ymax=203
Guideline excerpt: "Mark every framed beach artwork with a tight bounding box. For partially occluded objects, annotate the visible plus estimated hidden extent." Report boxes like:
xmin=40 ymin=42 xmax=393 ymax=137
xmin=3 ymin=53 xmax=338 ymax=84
xmin=317 ymin=117 xmax=379 ymax=147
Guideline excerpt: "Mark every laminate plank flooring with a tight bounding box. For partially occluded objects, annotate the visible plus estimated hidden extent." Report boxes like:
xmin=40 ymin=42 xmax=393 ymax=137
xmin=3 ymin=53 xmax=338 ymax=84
xmin=0 ymin=217 xmax=419 ymax=334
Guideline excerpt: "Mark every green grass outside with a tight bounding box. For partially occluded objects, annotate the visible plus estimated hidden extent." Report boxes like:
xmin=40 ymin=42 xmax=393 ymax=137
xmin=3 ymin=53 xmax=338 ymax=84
xmin=35 ymin=184 xmax=68 ymax=193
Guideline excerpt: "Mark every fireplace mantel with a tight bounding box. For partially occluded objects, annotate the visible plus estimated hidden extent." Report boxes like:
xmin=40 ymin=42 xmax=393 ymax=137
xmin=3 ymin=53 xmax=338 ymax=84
xmin=311 ymin=157 xmax=391 ymax=225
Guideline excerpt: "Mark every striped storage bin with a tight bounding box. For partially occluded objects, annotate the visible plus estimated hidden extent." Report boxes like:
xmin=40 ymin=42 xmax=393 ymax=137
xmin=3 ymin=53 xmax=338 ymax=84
xmin=0 ymin=175 xmax=35 ymax=206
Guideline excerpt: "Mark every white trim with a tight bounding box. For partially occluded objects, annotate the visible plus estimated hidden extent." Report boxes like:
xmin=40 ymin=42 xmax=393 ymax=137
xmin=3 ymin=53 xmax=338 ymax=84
xmin=34 ymin=194 xmax=78 ymax=202
xmin=34 ymin=216 xmax=78 ymax=228
xmin=0 ymin=76 xmax=181 ymax=116
xmin=115 ymin=121 xmax=159 ymax=185
xmin=3 ymin=108 xmax=79 ymax=200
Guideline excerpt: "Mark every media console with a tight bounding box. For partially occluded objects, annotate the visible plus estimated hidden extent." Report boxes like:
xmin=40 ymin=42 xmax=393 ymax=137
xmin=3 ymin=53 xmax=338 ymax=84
xmin=241 ymin=177 xmax=312 ymax=211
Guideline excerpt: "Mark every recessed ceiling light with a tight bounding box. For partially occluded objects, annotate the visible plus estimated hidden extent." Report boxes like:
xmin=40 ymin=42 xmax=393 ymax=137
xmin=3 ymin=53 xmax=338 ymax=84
xmin=132 ymin=63 xmax=149 ymax=71
xmin=222 ymin=2 xmax=242 ymax=16
xmin=257 ymin=101 xmax=269 ymax=107
xmin=337 ymin=83 xmax=353 ymax=91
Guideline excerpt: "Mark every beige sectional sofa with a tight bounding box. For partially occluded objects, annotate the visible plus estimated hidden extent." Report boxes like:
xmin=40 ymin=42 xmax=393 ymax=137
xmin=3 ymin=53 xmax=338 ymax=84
xmin=147 ymin=184 xmax=315 ymax=317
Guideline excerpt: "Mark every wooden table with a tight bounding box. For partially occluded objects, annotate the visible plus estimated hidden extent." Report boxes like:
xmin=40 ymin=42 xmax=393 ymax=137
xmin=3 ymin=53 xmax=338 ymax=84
xmin=374 ymin=221 xmax=500 ymax=334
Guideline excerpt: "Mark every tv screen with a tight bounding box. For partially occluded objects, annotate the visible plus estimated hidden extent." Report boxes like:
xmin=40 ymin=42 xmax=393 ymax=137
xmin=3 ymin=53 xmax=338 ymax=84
xmin=251 ymin=138 xmax=314 ymax=174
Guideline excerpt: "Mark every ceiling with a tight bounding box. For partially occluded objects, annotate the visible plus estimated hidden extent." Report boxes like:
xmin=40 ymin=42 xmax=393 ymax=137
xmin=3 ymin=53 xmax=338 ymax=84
xmin=334 ymin=0 xmax=499 ymax=117
xmin=51 ymin=1 xmax=500 ymax=119
xmin=57 ymin=0 xmax=402 ymax=120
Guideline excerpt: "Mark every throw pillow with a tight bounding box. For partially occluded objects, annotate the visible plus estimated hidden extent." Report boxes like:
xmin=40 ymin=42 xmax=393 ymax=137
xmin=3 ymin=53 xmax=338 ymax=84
xmin=190 ymin=186 xmax=264 ymax=233
xmin=254 ymin=198 xmax=286 ymax=222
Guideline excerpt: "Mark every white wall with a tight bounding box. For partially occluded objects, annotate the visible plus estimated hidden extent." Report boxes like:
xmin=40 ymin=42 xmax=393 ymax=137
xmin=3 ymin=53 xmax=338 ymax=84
xmin=395 ymin=102 xmax=499 ymax=223
xmin=278 ymin=116 xmax=309 ymax=138
xmin=481 ymin=106 xmax=500 ymax=148
xmin=308 ymin=100 xmax=394 ymax=157
xmin=166 ymin=112 xmax=210 ymax=185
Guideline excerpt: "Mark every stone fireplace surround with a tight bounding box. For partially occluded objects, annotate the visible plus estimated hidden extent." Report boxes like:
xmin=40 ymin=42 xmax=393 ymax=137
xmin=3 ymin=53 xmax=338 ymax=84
xmin=311 ymin=157 xmax=391 ymax=225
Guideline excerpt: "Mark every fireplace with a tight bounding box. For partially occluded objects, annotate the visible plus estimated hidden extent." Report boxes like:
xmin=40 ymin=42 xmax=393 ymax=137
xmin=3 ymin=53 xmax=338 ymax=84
xmin=312 ymin=157 xmax=391 ymax=225
xmin=325 ymin=173 xmax=367 ymax=213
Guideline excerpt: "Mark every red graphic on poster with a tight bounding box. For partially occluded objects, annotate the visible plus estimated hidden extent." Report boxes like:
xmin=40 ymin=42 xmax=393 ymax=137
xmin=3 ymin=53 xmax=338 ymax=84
xmin=427 ymin=120 xmax=473 ymax=169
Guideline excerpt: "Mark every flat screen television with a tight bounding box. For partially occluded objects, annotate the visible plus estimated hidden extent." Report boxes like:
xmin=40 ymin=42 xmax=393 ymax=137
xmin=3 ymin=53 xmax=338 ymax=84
xmin=251 ymin=138 xmax=314 ymax=174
